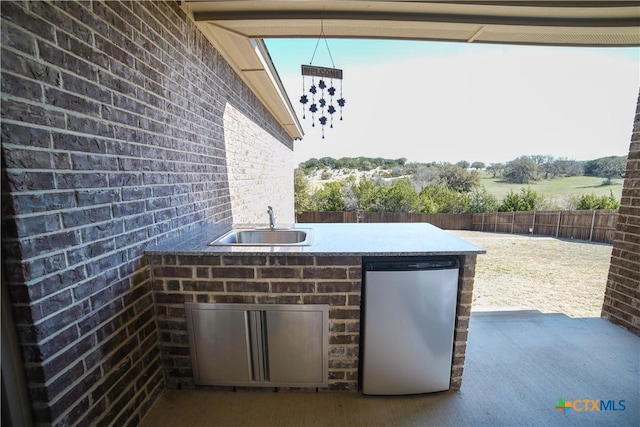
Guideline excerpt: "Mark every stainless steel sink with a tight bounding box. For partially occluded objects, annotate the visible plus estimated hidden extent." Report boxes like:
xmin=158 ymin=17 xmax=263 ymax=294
xmin=209 ymin=228 xmax=313 ymax=246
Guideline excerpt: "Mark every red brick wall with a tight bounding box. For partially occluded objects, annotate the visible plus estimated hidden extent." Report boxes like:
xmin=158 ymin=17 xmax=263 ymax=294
xmin=150 ymin=254 xmax=363 ymax=390
xmin=602 ymin=90 xmax=640 ymax=336
xmin=0 ymin=1 xmax=291 ymax=424
xmin=148 ymin=253 xmax=477 ymax=392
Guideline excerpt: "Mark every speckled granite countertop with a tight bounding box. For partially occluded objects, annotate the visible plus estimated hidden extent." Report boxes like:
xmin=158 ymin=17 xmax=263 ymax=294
xmin=146 ymin=223 xmax=485 ymax=256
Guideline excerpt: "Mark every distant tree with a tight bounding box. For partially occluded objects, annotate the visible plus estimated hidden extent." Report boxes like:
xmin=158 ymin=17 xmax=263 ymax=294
xmin=319 ymin=169 xmax=332 ymax=180
xmin=378 ymin=179 xmax=421 ymax=213
xmin=499 ymin=187 xmax=546 ymax=212
xmin=370 ymin=158 xmax=383 ymax=169
xmin=299 ymin=156 xmax=408 ymax=173
xmin=470 ymin=161 xmax=486 ymax=170
xmin=312 ymin=181 xmax=345 ymax=211
xmin=334 ymin=157 xmax=348 ymax=169
xmin=299 ymin=158 xmax=318 ymax=173
xmin=529 ymin=154 xmax=554 ymax=166
xmin=294 ymin=169 xmax=312 ymax=213
xmin=402 ymin=162 xmax=421 ymax=175
xmin=456 ymin=160 xmax=470 ymax=169
xmin=361 ymin=160 xmax=373 ymax=171
xmin=344 ymin=177 xmax=381 ymax=211
xmin=438 ymin=165 xmax=480 ymax=192
xmin=419 ymin=184 xmax=470 ymax=213
xmin=340 ymin=177 xmax=421 ymax=213
xmin=486 ymin=163 xmax=504 ymax=178
xmin=556 ymin=159 xmax=585 ymax=177
xmin=318 ymin=157 xmax=336 ymax=169
xmin=584 ymin=156 xmax=626 ymax=185
xmin=503 ymin=157 xmax=539 ymax=184
xmin=467 ymin=187 xmax=499 ymax=213
xmin=409 ymin=164 xmax=440 ymax=188
xmin=539 ymin=157 xmax=559 ymax=179
xmin=339 ymin=176 xmax=359 ymax=211
xmin=389 ymin=166 xmax=404 ymax=177
xmin=546 ymin=158 xmax=584 ymax=178
xmin=576 ymin=191 xmax=620 ymax=210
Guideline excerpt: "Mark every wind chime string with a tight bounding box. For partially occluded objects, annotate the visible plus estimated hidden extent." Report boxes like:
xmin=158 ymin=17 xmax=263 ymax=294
xmin=301 ymin=75 xmax=306 ymax=119
xmin=300 ymin=20 xmax=345 ymax=139
xmin=309 ymin=21 xmax=336 ymax=68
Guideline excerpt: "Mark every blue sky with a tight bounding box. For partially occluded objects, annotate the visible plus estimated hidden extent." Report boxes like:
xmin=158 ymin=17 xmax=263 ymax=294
xmin=265 ymin=39 xmax=639 ymax=166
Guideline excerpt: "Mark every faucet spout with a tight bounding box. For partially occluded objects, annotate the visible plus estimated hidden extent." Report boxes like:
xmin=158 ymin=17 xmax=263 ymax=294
xmin=267 ymin=206 xmax=275 ymax=230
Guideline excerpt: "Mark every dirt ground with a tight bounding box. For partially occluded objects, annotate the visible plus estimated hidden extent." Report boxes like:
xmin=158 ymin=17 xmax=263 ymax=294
xmin=450 ymin=230 xmax=613 ymax=318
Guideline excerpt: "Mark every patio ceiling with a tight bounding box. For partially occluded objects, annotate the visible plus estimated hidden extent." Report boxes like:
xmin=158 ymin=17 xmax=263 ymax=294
xmin=180 ymin=1 xmax=640 ymax=140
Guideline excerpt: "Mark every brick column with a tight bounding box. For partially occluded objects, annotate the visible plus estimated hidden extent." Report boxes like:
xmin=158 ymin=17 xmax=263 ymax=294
xmin=451 ymin=254 xmax=476 ymax=389
xmin=601 ymin=90 xmax=640 ymax=336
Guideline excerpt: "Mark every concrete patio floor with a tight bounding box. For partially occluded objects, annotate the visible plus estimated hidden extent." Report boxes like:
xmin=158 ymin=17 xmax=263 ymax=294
xmin=140 ymin=310 xmax=639 ymax=427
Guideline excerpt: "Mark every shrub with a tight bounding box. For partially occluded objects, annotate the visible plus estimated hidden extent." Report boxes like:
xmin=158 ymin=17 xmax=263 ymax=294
xmin=576 ymin=191 xmax=620 ymax=210
xmin=294 ymin=169 xmax=312 ymax=213
xmin=499 ymin=187 xmax=546 ymax=212
xmin=320 ymin=169 xmax=332 ymax=180
xmin=312 ymin=181 xmax=345 ymax=211
xmin=467 ymin=187 xmax=499 ymax=213
xmin=420 ymin=184 xmax=470 ymax=213
xmin=379 ymin=179 xmax=421 ymax=213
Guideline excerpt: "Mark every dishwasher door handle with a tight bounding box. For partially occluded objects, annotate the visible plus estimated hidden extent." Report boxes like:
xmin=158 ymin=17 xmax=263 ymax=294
xmin=367 ymin=259 xmax=458 ymax=271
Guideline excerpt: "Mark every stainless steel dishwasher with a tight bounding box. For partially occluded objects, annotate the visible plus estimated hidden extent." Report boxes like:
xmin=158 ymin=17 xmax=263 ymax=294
xmin=361 ymin=257 xmax=459 ymax=395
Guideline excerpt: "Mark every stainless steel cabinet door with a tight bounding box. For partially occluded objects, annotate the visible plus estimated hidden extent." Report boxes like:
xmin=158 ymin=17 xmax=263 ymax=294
xmin=265 ymin=309 xmax=325 ymax=385
xmin=186 ymin=303 xmax=328 ymax=388
xmin=188 ymin=308 xmax=252 ymax=384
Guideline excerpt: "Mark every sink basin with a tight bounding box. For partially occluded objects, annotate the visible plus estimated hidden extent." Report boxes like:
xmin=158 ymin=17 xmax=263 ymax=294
xmin=209 ymin=228 xmax=313 ymax=246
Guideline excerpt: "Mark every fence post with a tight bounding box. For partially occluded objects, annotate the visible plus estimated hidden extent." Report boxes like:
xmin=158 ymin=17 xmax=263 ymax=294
xmin=531 ymin=211 xmax=536 ymax=235
xmin=511 ymin=212 xmax=515 ymax=234
xmin=589 ymin=210 xmax=596 ymax=242
xmin=494 ymin=213 xmax=498 ymax=232
xmin=481 ymin=213 xmax=485 ymax=232
xmin=556 ymin=211 xmax=561 ymax=238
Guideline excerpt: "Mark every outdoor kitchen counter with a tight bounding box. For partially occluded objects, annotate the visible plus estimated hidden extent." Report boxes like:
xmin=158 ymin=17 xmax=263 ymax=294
xmin=146 ymin=222 xmax=485 ymax=256
xmin=146 ymin=222 xmax=484 ymax=392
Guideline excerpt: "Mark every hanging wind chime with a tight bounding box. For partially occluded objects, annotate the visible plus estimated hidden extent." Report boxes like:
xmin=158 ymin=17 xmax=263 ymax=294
xmin=299 ymin=22 xmax=345 ymax=139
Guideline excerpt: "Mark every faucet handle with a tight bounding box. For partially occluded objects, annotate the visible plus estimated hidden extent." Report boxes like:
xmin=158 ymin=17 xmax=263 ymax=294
xmin=267 ymin=206 xmax=275 ymax=229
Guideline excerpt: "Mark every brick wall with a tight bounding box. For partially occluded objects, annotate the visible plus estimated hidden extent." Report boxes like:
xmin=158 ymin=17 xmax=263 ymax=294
xmin=224 ymin=104 xmax=295 ymax=225
xmin=602 ymin=90 xmax=640 ymax=336
xmin=451 ymin=255 xmax=476 ymax=389
xmin=1 ymin=1 xmax=293 ymax=425
xmin=150 ymin=254 xmax=362 ymax=391
xmin=148 ymin=253 xmax=477 ymax=392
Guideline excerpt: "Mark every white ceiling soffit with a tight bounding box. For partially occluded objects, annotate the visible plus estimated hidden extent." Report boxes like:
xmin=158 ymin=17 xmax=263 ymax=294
xmin=186 ymin=1 xmax=640 ymax=45
xmin=182 ymin=1 xmax=640 ymax=140
xmin=190 ymin=16 xmax=305 ymax=139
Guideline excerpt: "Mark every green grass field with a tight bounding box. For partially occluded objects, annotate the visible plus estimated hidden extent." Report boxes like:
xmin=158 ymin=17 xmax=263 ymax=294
xmin=480 ymin=175 xmax=624 ymax=207
xmin=305 ymin=168 xmax=624 ymax=209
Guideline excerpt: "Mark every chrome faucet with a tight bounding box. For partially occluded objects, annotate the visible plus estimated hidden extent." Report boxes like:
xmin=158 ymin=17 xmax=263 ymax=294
xmin=267 ymin=206 xmax=275 ymax=229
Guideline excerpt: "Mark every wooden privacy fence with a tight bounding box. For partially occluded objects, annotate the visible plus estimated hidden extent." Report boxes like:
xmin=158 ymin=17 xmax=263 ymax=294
xmin=296 ymin=210 xmax=618 ymax=244
xmin=296 ymin=211 xmax=473 ymax=230
xmin=471 ymin=210 xmax=618 ymax=243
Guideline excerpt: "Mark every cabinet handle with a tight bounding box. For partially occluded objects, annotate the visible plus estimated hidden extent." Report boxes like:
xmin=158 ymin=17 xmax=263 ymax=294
xmin=260 ymin=311 xmax=270 ymax=382
xmin=245 ymin=311 xmax=256 ymax=381
xmin=249 ymin=311 xmax=264 ymax=382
